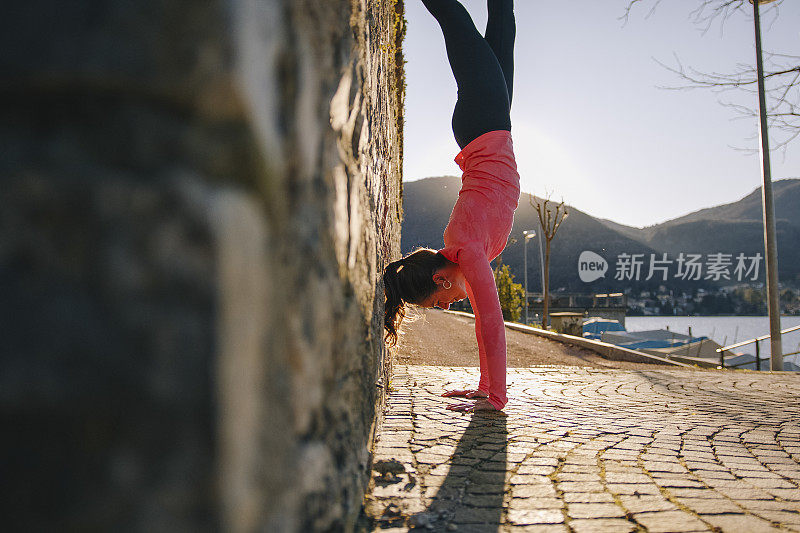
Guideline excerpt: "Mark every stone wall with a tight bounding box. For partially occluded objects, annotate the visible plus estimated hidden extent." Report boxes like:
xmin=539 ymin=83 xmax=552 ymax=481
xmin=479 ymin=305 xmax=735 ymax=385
xmin=0 ymin=0 xmax=403 ymax=531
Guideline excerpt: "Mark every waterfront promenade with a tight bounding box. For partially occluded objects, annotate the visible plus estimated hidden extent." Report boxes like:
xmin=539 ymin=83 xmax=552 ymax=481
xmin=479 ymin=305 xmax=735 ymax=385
xmin=364 ymin=355 xmax=800 ymax=531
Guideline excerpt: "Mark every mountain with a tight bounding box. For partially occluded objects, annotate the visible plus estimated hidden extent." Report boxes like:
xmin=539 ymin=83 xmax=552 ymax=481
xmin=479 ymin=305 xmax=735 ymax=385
xmin=652 ymin=179 xmax=800 ymax=229
xmin=600 ymin=178 xmax=800 ymax=242
xmin=402 ymin=177 xmax=800 ymax=291
xmin=597 ymin=179 xmax=800 ymax=283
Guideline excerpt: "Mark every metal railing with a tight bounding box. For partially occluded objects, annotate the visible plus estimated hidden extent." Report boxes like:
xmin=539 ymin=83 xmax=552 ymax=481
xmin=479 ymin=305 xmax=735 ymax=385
xmin=715 ymin=323 xmax=800 ymax=369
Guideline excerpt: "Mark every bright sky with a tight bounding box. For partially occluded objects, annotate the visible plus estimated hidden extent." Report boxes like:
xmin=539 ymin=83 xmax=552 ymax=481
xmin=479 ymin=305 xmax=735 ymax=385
xmin=403 ymin=0 xmax=800 ymax=227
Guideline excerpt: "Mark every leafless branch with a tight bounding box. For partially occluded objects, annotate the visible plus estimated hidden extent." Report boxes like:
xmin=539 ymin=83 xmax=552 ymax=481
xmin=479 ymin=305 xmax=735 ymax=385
xmin=529 ymin=194 xmax=568 ymax=243
xmin=689 ymin=0 xmax=747 ymax=35
xmin=619 ymin=0 xmax=662 ymax=25
xmin=624 ymin=0 xmax=798 ymax=151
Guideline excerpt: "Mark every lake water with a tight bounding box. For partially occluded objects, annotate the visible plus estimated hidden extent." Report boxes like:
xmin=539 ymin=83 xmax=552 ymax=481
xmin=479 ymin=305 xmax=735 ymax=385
xmin=625 ymin=316 xmax=800 ymax=365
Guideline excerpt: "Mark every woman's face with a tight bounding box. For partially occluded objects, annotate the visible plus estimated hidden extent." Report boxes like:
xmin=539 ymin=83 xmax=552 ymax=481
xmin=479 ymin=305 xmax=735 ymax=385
xmin=419 ymin=278 xmax=468 ymax=310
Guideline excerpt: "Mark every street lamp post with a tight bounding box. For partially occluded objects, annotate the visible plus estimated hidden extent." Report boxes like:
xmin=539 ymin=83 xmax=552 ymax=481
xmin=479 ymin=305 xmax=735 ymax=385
xmin=523 ymin=231 xmax=536 ymax=324
xmin=751 ymin=0 xmax=783 ymax=370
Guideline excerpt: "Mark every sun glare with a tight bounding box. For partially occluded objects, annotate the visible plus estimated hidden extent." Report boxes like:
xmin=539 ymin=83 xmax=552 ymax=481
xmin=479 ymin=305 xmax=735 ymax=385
xmin=512 ymin=121 xmax=589 ymax=201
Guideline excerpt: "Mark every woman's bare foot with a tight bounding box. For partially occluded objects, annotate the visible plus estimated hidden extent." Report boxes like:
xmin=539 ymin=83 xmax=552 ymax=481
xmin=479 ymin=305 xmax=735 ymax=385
xmin=446 ymin=398 xmax=500 ymax=413
xmin=441 ymin=388 xmax=488 ymax=399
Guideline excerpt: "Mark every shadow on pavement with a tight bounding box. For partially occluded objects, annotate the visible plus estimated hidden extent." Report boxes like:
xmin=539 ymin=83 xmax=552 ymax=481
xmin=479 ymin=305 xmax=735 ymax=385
xmin=419 ymin=411 xmax=508 ymax=532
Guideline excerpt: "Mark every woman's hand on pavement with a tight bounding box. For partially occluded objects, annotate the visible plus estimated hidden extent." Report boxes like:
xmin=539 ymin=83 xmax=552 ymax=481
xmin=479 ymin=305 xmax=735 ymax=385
xmin=446 ymin=398 xmax=500 ymax=413
xmin=441 ymin=389 xmax=488 ymax=399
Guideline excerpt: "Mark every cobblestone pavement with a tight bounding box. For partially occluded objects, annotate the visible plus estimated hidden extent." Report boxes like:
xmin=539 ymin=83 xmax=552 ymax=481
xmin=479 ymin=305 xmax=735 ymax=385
xmin=364 ymin=365 xmax=800 ymax=532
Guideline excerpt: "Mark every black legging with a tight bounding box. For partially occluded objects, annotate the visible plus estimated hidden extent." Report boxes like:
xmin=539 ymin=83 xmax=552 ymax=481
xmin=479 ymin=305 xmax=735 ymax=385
xmin=423 ymin=0 xmax=515 ymax=149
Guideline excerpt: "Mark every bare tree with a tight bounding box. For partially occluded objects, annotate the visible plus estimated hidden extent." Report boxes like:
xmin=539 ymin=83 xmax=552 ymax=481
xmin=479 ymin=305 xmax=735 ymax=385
xmin=530 ymin=195 xmax=568 ymax=329
xmin=623 ymin=0 xmax=799 ymax=151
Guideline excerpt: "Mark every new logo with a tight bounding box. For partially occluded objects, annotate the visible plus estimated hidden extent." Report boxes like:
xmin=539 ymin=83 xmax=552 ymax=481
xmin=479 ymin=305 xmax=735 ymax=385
xmin=578 ymin=251 xmax=608 ymax=282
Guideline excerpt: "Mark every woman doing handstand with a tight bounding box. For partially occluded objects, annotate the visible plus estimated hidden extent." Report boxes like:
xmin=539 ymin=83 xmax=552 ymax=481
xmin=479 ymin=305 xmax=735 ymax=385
xmin=383 ymin=0 xmax=519 ymax=413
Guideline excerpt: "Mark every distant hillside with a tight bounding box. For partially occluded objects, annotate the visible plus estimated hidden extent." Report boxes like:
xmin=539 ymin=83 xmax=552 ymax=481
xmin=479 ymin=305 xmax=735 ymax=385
xmin=600 ymin=179 xmax=800 ymax=241
xmin=401 ymin=175 xmax=461 ymax=252
xmin=655 ymin=179 xmax=800 ymax=229
xmin=402 ymin=177 xmax=800 ymax=291
xmin=598 ymin=179 xmax=800 ymax=283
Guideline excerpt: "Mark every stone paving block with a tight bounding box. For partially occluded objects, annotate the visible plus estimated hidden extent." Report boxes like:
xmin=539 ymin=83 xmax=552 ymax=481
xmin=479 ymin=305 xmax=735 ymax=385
xmin=466 ymin=483 xmax=507 ymax=495
xmin=510 ymin=474 xmax=553 ymax=485
xmin=451 ymin=457 xmax=483 ymax=467
xmin=561 ymin=462 xmax=601 ymax=472
xmin=768 ymin=468 xmax=800 ymax=478
xmin=632 ymin=510 xmax=709 ymax=532
xmin=518 ymin=464 xmax=557 ymax=475
xmin=452 ymin=507 xmax=501 ymax=525
xmin=715 ymin=486 xmax=774 ymax=500
xmin=461 ymin=494 xmax=504 ymax=508
xmin=556 ymin=481 xmax=606 ymax=492
xmin=643 ymin=461 xmax=687 ymax=473
xmin=747 ymin=477 xmax=798 ymax=489
xmin=666 ymin=488 xmax=725 ymax=499
xmin=477 ymin=460 xmax=506 ymax=472
xmin=686 ymin=469 xmax=736 ymax=480
xmin=605 ymin=483 xmax=662 ymax=495
xmin=752 ymin=510 xmax=800 ymax=526
xmin=460 ymin=449 xmax=495 ymax=460
xmin=734 ymin=499 xmax=800 ymax=511
xmin=512 ymin=526 xmax=568 ymax=533
xmin=735 ymin=468 xmax=785 ymax=477
xmin=511 ymin=484 xmax=558 ymax=498
xmin=617 ymin=495 xmax=678 ymax=513
xmin=554 ymin=473 xmax=602 ymax=482
xmin=508 ymin=497 xmax=563 ymax=510
xmin=683 ymin=455 xmax=719 ymax=465
xmin=568 ymin=518 xmax=637 ymax=533
xmin=764 ymin=488 xmax=800 ymax=501
xmin=604 ymin=472 xmax=652 ymax=484
xmin=703 ymin=478 xmax=752 ymax=489
xmin=650 ymin=476 xmax=705 ymax=488
xmin=562 ymin=492 xmax=617 ymax=503
xmin=699 ymin=513 xmax=780 ymax=532
xmin=506 ymin=509 xmax=564 ymax=525
xmin=601 ymin=461 xmax=640 ymax=471
xmin=675 ymin=496 xmax=743 ymax=514
xmin=566 ymin=503 xmax=627 ymax=519
xmin=415 ymin=453 xmax=451 ymax=465
xmin=602 ymin=452 xmax=639 ymax=461
xmin=521 ymin=457 xmax=560 ymax=467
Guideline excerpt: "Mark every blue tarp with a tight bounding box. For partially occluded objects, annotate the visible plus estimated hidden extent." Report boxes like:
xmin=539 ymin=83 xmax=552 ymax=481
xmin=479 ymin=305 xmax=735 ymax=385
xmin=582 ymin=318 xmax=626 ymax=340
xmin=605 ymin=333 xmax=709 ymax=350
xmin=614 ymin=339 xmax=688 ymax=350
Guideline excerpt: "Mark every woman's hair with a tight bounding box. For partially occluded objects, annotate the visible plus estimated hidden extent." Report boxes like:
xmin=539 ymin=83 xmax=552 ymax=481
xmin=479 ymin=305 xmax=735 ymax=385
xmin=383 ymin=248 xmax=451 ymax=346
